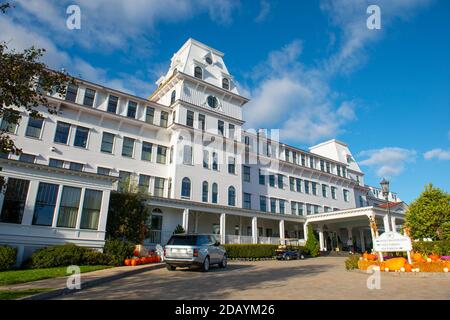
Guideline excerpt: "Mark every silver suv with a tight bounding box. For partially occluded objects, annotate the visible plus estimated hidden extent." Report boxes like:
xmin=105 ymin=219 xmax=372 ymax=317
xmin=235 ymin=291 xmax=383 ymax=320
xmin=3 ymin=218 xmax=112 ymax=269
xmin=164 ymin=234 xmax=227 ymax=272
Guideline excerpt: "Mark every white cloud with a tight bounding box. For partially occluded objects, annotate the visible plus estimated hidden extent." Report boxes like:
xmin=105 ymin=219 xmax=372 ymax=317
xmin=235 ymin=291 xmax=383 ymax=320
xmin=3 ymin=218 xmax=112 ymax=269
xmin=424 ymin=148 xmax=450 ymax=161
xmin=255 ymin=0 xmax=271 ymax=22
xmin=358 ymin=148 xmax=416 ymax=177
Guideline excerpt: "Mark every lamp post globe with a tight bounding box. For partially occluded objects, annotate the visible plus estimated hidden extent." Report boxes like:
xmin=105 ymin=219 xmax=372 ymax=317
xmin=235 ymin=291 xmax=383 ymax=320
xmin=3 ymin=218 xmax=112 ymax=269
xmin=379 ymin=178 xmax=393 ymax=232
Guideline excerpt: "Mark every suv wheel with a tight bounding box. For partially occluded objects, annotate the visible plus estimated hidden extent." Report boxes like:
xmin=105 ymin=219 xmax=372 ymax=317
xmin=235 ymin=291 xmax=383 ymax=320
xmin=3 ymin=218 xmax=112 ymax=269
xmin=201 ymin=256 xmax=210 ymax=272
xmin=166 ymin=264 xmax=176 ymax=271
xmin=219 ymin=255 xmax=227 ymax=268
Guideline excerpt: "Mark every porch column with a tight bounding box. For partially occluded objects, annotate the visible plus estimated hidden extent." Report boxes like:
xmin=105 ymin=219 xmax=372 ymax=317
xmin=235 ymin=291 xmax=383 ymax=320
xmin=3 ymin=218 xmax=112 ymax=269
xmin=303 ymin=222 xmax=309 ymax=241
xmin=279 ymin=219 xmax=285 ymax=244
xmin=359 ymin=229 xmax=366 ymax=252
xmin=194 ymin=212 xmax=199 ymax=233
xmin=252 ymin=216 xmax=258 ymax=244
xmin=391 ymin=216 xmax=397 ymax=232
xmin=347 ymin=227 xmax=353 ymax=248
xmin=318 ymin=227 xmax=325 ymax=251
xmin=383 ymin=214 xmax=391 ymax=233
xmin=220 ymin=213 xmax=226 ymax=244
xmin=182 ymin=208 xmax=189 ymax=233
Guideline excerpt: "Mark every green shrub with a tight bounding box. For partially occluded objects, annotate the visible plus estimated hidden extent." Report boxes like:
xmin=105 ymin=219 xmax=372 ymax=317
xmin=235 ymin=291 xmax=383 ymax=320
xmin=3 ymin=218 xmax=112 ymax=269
xmin=345 ymin=255 xmax=360 ymax=270
xmin=0 ymin=245 xmax=17 ymax=271
xmin=305 ymin=225 xmax=320 ymax=257
xmin=223 ymin=244 xmax=279 ymax=259
xmin=30 ymin=244 xmax=115 ymax=268
xmin=412 ymin=240 xmax=450 ymax=256
xmin=103 ymin=239 xmax=134 ymax=266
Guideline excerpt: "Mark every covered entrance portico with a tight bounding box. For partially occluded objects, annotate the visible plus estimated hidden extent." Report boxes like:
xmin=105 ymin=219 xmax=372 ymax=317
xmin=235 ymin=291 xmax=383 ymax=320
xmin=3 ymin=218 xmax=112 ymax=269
xmin=144 ymin=197 xmax=306 ymax=247
xmin=305 ymin=206 xmax=405 ymax=253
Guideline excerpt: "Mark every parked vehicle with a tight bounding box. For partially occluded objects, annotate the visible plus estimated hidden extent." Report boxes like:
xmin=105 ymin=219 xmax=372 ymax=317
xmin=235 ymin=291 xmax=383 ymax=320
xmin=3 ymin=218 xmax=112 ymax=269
xmin=164 ymin=234 xmax=227 ymax=272
xmin=275 ymin=242 xmax=303 ymax=261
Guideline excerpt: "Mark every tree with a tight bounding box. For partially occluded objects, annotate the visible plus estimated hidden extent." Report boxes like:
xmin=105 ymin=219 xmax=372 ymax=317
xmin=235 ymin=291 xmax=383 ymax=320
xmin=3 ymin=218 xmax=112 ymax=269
xmin=173 ymin=224 xmax=185 ymax=234
xmin=404 ymin=184 xmax=450 ymax=240
xmin=106 ymin=192 xmax=151 ymax=244
xmin=0 ymin=4 xmax=71 ymax=187
xmin=305 ymin=224 xmax=320 ymax=257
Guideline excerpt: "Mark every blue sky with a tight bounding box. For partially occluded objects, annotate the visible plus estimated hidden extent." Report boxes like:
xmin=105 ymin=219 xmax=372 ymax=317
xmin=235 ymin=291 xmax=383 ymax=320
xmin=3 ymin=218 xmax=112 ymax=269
xmin=1 ymin=0 xmax=449 ymax=203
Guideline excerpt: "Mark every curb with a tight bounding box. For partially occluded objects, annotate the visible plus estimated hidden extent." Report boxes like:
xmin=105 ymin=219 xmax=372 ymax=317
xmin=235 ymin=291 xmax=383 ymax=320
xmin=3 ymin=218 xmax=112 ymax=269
xmin=20 ymin=263 xmax=165 ymax=300
xmin=349 ymin=269 xmax=450 ymax=278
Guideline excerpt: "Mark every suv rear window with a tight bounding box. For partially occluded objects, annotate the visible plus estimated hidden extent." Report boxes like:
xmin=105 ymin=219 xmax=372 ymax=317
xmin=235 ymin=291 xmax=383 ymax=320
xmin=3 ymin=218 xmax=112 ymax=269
xmin=167 ymin=235 xmax=213 ymax=246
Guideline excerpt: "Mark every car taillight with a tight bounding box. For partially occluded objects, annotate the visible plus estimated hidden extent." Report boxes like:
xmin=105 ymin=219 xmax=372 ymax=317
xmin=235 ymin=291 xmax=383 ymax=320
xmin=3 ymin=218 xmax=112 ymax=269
xmin=163 ymin=248 xmax=166 ymax=256
xmin=193 ymin=248 xmax=199 ymax=257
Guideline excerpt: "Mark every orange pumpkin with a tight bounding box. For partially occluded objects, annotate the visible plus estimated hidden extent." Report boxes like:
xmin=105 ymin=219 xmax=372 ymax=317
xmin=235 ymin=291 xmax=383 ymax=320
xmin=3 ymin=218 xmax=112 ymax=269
xmin=405 ymin=263 xmax=412 ymax=272
xmin=380 ymin=262 xmax=386 ymax=271
xmin=139 ymin=257 xmax=147 ymax=265
xmin=412 ymin=252 xmax=423 ymax=262
xmin=385 ymin=257 xmax=407 ymax=271
xmin=367 ymin=254 xmax=377 ymax=261
xmin=124 ymin=259 xmax=131 ymax=266
xmin=362 ymin=252 xmax=369 ymax=260
xmin=429 ymin=254 xmax=440 ymax=262
xmin=131 ymin=259 xmax=138 ymax=266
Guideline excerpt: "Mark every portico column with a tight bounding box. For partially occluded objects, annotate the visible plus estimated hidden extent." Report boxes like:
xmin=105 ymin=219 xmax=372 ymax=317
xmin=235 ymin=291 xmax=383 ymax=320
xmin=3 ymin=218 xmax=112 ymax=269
xmin=303 ymin=222 xmax=309 ymax=241
xmin=279 ymin=219 xmax=285 ymax=245
xmin=391 ymin=216 xmax=397 ymax=232
xmin=347 ymin=227 xmax=353 ymax=250
xmin=318 ymin=227 xmax=325 ymax=251
xmin=383 ymin=215 xmax=391 ymax=233
xmin=252 ymin=216 xmax=258 ymax=244
xmin=359 ymin=229 xmax=366 ymax=252
xmin=182 ymin=208 xmax=189 ymax=233
xmin=220 ymin=213 xmax=226 ymax=244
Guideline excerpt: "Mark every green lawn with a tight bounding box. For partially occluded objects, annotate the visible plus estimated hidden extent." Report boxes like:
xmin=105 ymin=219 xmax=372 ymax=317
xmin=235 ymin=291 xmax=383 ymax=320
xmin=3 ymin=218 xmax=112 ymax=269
xmin=0 ymin=265 xmax=111 ymax=286
xmin=0 ymin=288 xmax=53 ymax=300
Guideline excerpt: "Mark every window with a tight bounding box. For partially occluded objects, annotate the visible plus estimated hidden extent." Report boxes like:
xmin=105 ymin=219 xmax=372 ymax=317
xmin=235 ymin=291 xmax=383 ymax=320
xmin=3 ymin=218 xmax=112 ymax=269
xmin=228 ymin=157 xmax=235 ymax=174
xmin=322 ymin=184 xmax=328 ymax=197
xmin=277 ymin=174 xmax=284 ymax=189
xmin=202 ymin=150 xmax=209 ymax=169
xmin=186 ymin=110 xmax=194 ymax=127
xmin=218 ymin=120 xmax=224 ymax=136
xmin=54 ymin=121 xmax=71 ymax=144
xmin=25 ymin=117 xmax=44 ymax=138
xmin=181 ymin=177 xmax=191 ymax=198
xmin=0 ymin=110 xmax=19 ymax=133
xmin=244 ymin=136 xmax=251 ymax=146
xmin=170 ymin=90 xmax=176 ymax=105
xmin=270 ymin=198 xmax=276 ymax=213
xmin=326 ymin=162 xmax=331 ymax=173
xmin=259 ymin=169 xmax=265 ymax=185
xmin=291 ymin=202 xmax=297 ymax=215
xmin=222 ymin=78 xmax=230 ymax=90
xmin=107 ymin=95 xmax=118 ymax=113
xmin=160 ymin=111 xmax=168 ymax=127
xmin=306 ymin=204 xmax=312 ymax=215
xmin=212 ymin=152 xmax=218 ymax=171
xmin=101 ymin=132 xmax=115 ymax=153
xmin=228 ymin=124 xmax=235 ymax=140
xmin=69 ymin=162 xmax=83 ymax=172
xmin=293 ymin=152 xmax=297 ymax=164
xmin=289 ymin=177 xmax=295 ymax=191
xmin=138 ymin=141 xmax=152 ymax=161
xmin=33 ymin=182 xmax=59 ymax=226
xmin=122 ymin=137 xmax=135 ymax=157
xmin=260 ymin=196 xmax=267 ymax=212
xmin=243 ymin=166 xmax=251 ymax=182
xmin=285 ymin=149 xmax=290 ymax=162
xmin=170 ymin=146 xmax=174 ymax=164
xmin=183 ymin=145 xmax=193 ymax=165
xmin=65 ymin=83 xmax=78 ymax=102
xmin=56 ymin=186 xmax=81 ymax=228
xmin=194 ymin=66 xmax=203 ymax=79
xmin=243 ymin=193 xmax=251 ymax=209
xmin=228 ymin=187 xmax=236 ymax=206
xmin=83 ymin=88 xmax=96 ymax=107
xmin=80 ymin=189 xmax=102 ymax=230
xmin=324 ymin=206 xmax=332 ymax=213
xmin=198 ymin=114 xmax=206 ymax=131
xmin=127 ymin=101 xmax=137 ymax=119
xmin=154 ymin=177 xmax=165 ymax=197
xmin=118 ymin=171 xmax=131 ymax=192
xmin=157 ymin=145 xmax=167 ymax=164
xmin=314 ymin=205 xmax=320 ymax=214
xmin=296 ymin=178 xmax=302 ymax=193
xmin=298 ymin=203 xmax=304 ymax=216
xmin=337 ymin=165 xmax=341 ymax=177
xmin=279 ymin=200 xmax=285 ymax=214
xmin=0 ymin=178 xmax=30 ymax=224
xmin=146 ymin=107 xmax=155 ymax=124
xmin=202 ymin=181 xmax=208 ymax=202
xmin=138 ymin=175 xmax=151 ymax=193
xmin=212 ymin=183 xmax=218 ymax=203
xmin=309 ymin=156 xmax=315 ymax=168
xmin=343 ymin=189 xmax=350 ymax=202
xmin=49 ymin=158 xmax=64 ymax=168
xmin=19 ymin=153 xmax=36 ymax=163
xmin=301 ymin=154 xmax=306 ymax=166
xmin=97 ymin=167 xmax=110 ymax=176
xmin=331 ymin=186 xmax=337 ymax=200
xmin=312 ymin=182 xmax=317 ymax=195
xmin=269 ymin=174 xmax=275 ymax=187
xmin=74 ymin=126 xmax=89 ymax=148
xmin=320 ymin=160 xmax=325 ymax=171
xmin=304 ymin=180 xmax=310 ymax=194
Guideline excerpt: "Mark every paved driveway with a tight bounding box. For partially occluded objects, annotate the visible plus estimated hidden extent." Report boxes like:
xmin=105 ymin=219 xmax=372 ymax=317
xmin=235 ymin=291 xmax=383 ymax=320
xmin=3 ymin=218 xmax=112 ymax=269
xmin=58 ymin=257 xmax=450 ymax=300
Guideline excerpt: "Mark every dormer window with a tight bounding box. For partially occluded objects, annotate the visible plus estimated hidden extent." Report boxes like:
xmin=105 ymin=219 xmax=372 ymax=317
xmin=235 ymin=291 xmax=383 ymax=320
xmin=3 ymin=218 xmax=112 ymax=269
xmin=194 ymin=66 xmax=203 ymax=79
xmin=205 ymin=56 xmax=213 ymax=65
xmin=170 ymin=90 xmax=176 ymax=105
xmin=222 ymin=78 xmax=230 ymax=90
xmin=207 ymin=95 xmax=219 ymax=109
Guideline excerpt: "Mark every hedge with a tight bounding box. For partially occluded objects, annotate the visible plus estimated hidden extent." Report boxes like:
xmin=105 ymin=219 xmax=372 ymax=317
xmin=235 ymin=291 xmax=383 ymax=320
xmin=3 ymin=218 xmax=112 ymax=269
xmin=103 ymin=239 xmax=134 ymax=266
xmin=223 ymin=244 xmax=308 ymax=259
xmin=0 ymin=245 xmax=17 ymax=271
xmin=412 ymin=240 xmax=450 ymax=256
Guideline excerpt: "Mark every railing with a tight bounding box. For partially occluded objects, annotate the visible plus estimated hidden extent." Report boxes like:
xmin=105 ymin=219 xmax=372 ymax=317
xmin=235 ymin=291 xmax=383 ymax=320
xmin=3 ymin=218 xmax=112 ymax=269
xmin=258 ymin=236 xmax=281 ymax=245
xmin=225 ymin=235 xmax=253 ymax=244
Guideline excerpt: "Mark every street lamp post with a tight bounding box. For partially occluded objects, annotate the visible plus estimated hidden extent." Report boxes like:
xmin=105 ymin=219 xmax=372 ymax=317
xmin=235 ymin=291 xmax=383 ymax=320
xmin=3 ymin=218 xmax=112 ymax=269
xmin=379 ymin=178 xmax=393 ymax=232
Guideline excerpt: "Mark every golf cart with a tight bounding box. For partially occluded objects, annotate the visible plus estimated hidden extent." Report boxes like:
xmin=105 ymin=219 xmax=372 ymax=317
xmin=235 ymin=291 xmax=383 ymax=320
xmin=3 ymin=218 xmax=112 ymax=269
xmin=275 ymin=239 xmax=303 ymax=260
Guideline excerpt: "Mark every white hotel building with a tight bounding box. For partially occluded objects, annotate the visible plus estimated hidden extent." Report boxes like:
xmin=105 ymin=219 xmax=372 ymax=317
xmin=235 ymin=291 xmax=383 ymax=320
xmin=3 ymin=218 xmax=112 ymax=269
xmin=0 ymin=39 xmax=406 ymax=263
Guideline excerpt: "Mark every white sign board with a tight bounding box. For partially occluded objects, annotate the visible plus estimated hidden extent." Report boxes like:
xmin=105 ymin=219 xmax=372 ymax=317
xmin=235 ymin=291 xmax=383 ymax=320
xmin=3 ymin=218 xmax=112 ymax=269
xmin=373 ymin=231 xmax=412 ymax=252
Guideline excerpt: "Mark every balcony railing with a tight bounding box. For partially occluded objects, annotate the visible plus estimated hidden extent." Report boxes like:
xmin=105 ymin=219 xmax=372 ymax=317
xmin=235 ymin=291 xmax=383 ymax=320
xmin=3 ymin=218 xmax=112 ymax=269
xmin=225 ymin=235 xmax=253 ymax=244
